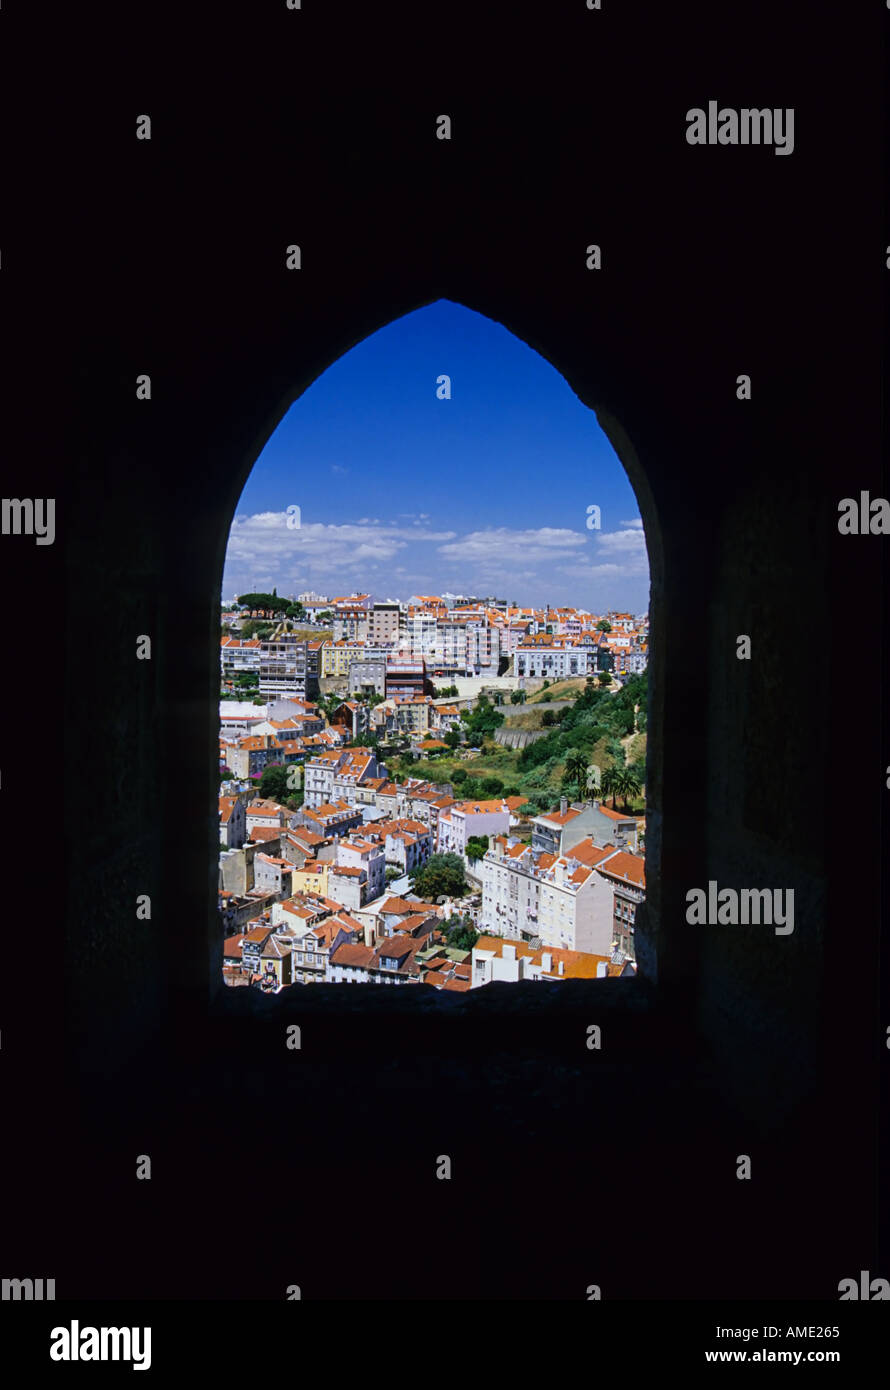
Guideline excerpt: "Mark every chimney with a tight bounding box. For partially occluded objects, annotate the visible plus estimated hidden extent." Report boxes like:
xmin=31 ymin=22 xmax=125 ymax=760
xmin=559 ymin=796 xmax=567 ymax=815
xmin=558 ymin=959 xmax=565 ymax=976
xmin=541 ymin=952 xmax=552 ymax=972
xmin=596 ymin=960 xmax=608 ymax=978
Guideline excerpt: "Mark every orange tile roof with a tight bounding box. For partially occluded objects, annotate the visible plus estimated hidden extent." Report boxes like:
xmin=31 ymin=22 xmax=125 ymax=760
xmin=596 ymin=850 xmax=646 ymax=888
xmin=473 ymin=935 xmax=610 ymax=979
xmin=331 ymin=942 xmax=375 ymax=969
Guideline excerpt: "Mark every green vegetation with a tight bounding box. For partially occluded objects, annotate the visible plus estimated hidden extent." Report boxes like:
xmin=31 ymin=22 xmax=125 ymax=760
xmin=411 ymin=852 xmax=468 ymax=900
xmin=460 ymin=694 xmax=504 ymax=742
xmin=239 ymin=620 xmax=275 ymax=640
xmin=599 ymin=766 xmax=642 ymax=812
xmin=375 ymin=676 xmax=647 ymax=819
xmin=526 ymin=677 xmax=588 ymax=703
xmin=234 ymin=590 xmax=290 ymax=616
xmin=515 ymin=671 xmax=648 ymax=810
xmin=442 ymin=914 xmax=479 ymax=951
xmin=258 ymin=764 xmax=304 ymax=811
xmin=466 ymin=834 xmax=490 ymax=863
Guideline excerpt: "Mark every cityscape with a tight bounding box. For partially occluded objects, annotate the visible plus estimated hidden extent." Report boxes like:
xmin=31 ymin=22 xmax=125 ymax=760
xmin=218 ymin=591 xmax=648 ymax=992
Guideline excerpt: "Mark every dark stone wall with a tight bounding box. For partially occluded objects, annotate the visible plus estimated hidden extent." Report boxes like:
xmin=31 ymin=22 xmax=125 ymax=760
xmin=0 ymin=0 xmax=884 ymax=1300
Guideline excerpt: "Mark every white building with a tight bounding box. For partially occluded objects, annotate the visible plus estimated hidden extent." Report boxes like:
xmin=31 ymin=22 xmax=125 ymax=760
xmin=480 ymin=835 xmax=616 ymax=955
xmin=303 ymin=748 xmax=383 ymax=809
xmin=514 ymin=638 xmax=591 ymax=680
xmin=436 ymin=798 xmax=512 ymax=856
xmin=469 ymin=935 xmax=626 ymax=987
xmin=335 ymin=832 xmax=386 ymax=903
xmin=219 ymin=795 xmax=246 ymax=849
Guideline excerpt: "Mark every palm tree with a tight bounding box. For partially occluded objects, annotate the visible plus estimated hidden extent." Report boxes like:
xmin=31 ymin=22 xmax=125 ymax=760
xmin=617 ymin=768 xmax=642 ymax=812
xmin=599 ymin=766 xmax=620 ymax=810
xmin=564 ymin=750 xmax=589 ymax=803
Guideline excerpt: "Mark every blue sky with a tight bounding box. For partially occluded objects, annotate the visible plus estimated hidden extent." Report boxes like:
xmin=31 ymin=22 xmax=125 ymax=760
xmin=222 ymin=300 xmax=650 ymax=612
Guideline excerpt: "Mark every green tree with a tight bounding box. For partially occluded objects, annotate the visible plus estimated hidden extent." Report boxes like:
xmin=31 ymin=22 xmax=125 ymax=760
xmin=258 ymin=764 xmax=291 ymax=803
xmin=466 ymin=835 xmax=489 ymax=863
xmin=599 ymin=766 xmax=620 ymax=810
xmin=462 ymin=694 xmax=504 ymax=737
xmin=481 ymin=776 xmax=504 ymax=797
xmin=617 ymin=768 xmax=642 ymax=811
xmin=451 ymin=766 xmax=468 ymax=785
xmin=598 ymin=671 xmax=611 ymax=686
xmin=444 ymin=915 xmax=479 ymax=951
xmin=596 ymin=620 xmax=612 ymax=632
xmin=412 ymin=853 xmax=467 ymax=900
xmin=541 ymin=709 xmax=556 ymax=726
xmin=239 ymin=620 xmax=275 ymax=640
xmin=564 ymin=750 xmax=590 ymax=803
xmin=510 ymin=689 xmax=526 ymax=704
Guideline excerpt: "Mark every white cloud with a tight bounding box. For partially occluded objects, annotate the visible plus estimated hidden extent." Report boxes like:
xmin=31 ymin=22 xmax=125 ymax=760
xmin=224 ymin=515 xmax=650 ymax=608
xmin=595 ymin=527 xmax=647 ymax=555
xmin=438 ymin=527 xmax=587 ymax=566
xmin=225 ymin=513 xmax=457 ymax=583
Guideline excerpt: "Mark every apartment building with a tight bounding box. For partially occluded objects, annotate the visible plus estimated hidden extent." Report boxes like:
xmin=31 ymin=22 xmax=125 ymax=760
xmin=332 ymin=609 xmax=370 ymax=643
xmin=253 ymin=852 xmax=294 ymax=898
xmin=333 ymin=832 xmax=386 ymax=905
xmin=481 ymin=835 xmax=615 ymax=955
xmin=385 ymin=659 xmax=430 ymax=699
xmin=300 ymin=801 xmax=364 ymax=839
xmin=224 ymin=734 xmax=284 ymax=781
xmin=593 ymin=848 xmax=646 ymax=957
xmin=378 ymin=817 xmax=432 ymax=874
xmin=329 ymin=700 xmax=370 ymax=740
xmin=436 ymin=798 xmax=512 ymax=855
xmin=254 ymin=636 xmax=320 ymax=700
xmin=532 ymin=799 xmax=639 ymax=855
xmin=290 ymin=913 xmax=365 ymax=984
xmin=303 ymin=748 xmax=384 ymax=809
xmin=514 ymin=635 xmax=591 ymax=680
xmin=367 ymin=602 xmax=402 ymax=644
xmin=246 ymin=798 xmax=289 ymax=833
xmin=349 ymin=660 xmax=386 ymax=697
xmin=219 ymin=794 xmax=246 ymax=849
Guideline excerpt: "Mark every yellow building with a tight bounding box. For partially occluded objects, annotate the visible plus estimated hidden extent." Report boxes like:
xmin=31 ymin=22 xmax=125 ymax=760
xmin=321 ymin=640 xmax=367 ymax=678
xmin=290 ymin=860 xmax=330 ymax=897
